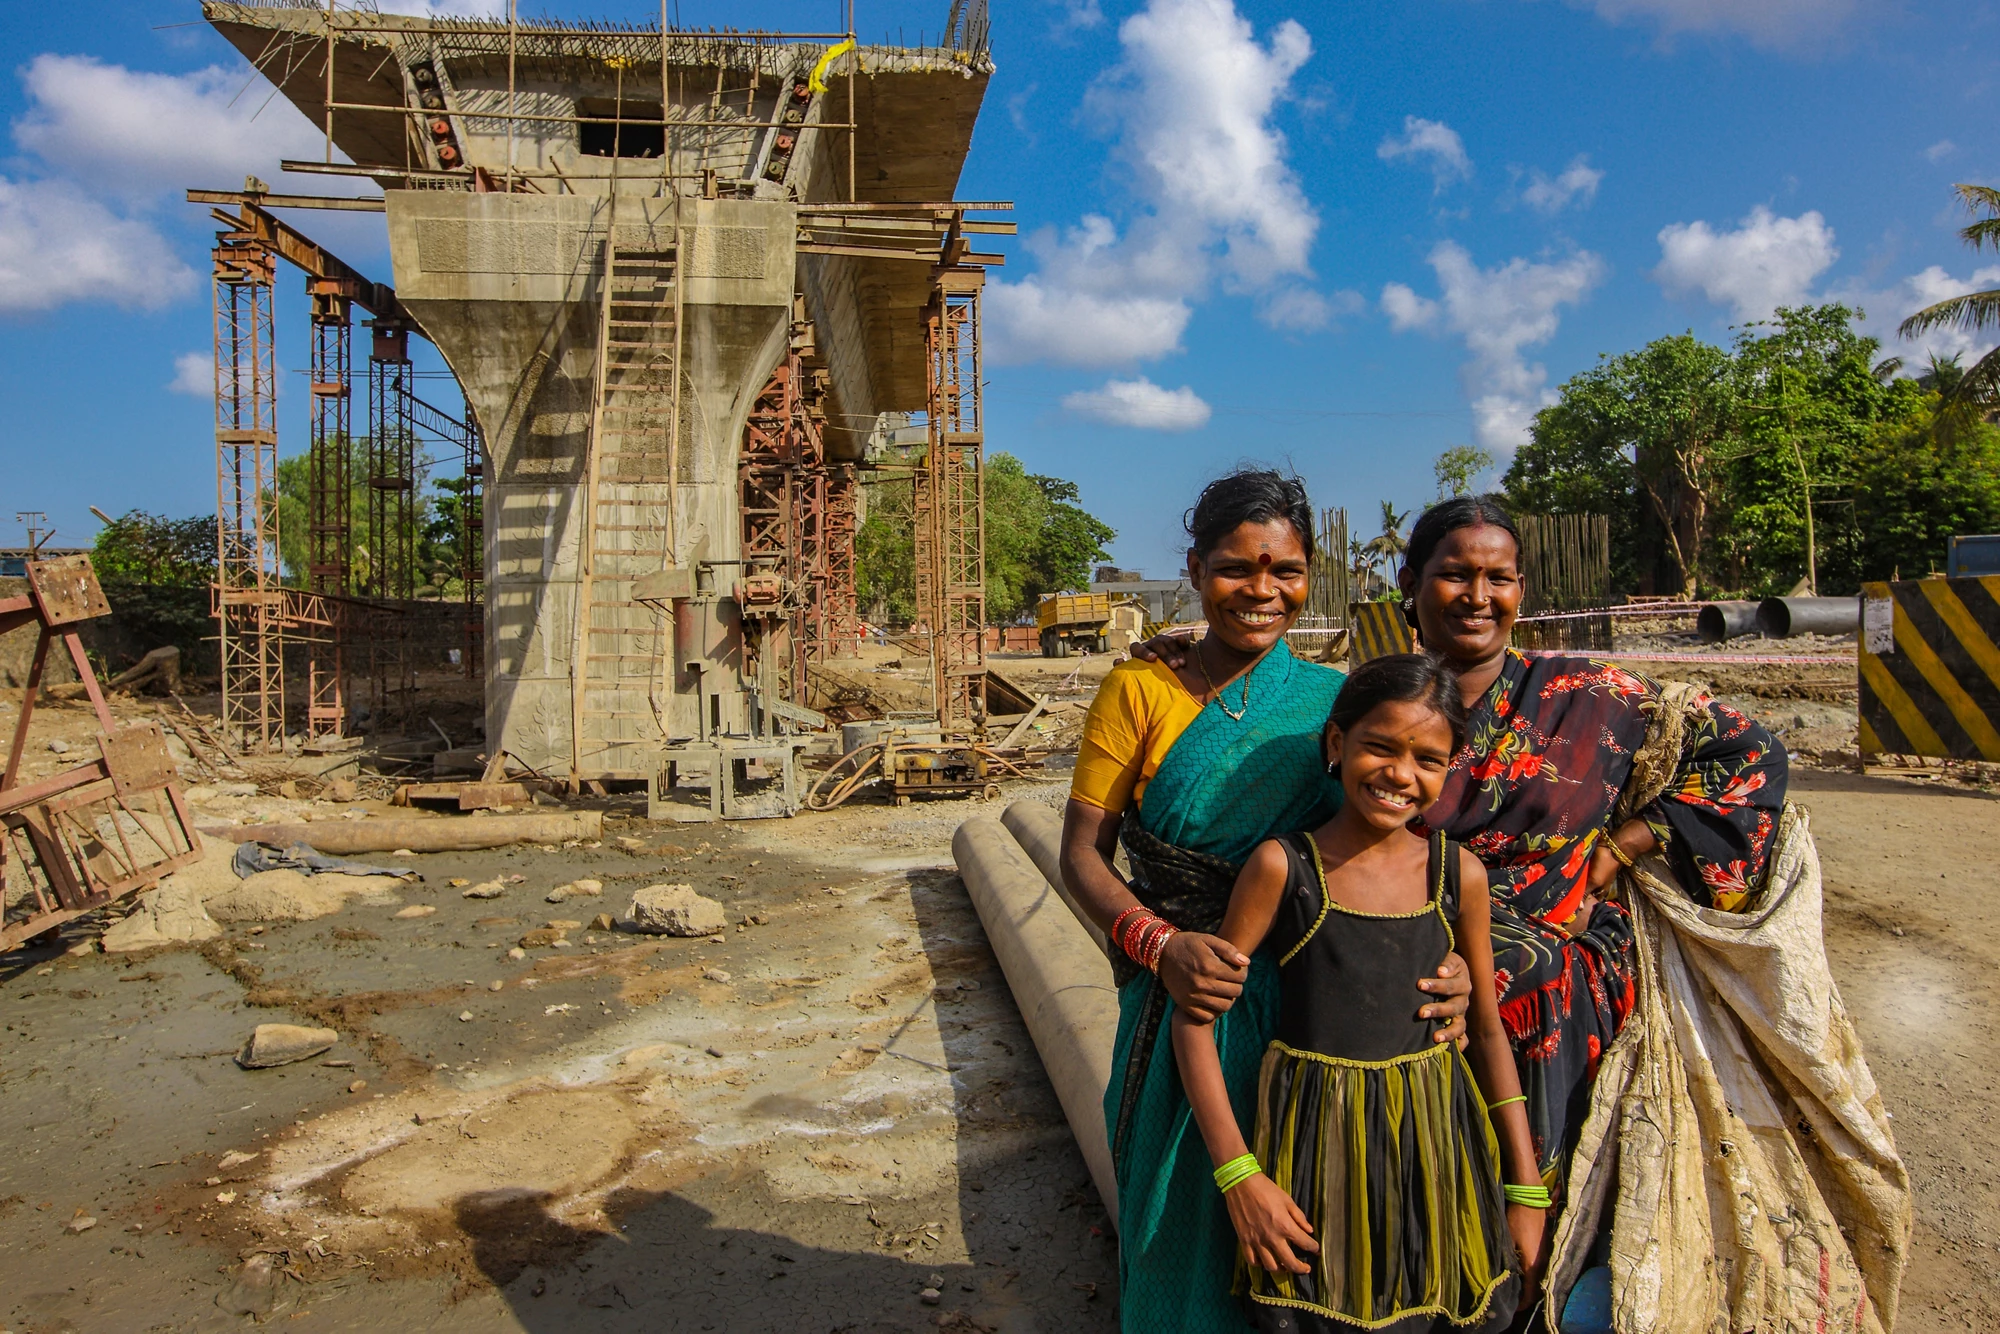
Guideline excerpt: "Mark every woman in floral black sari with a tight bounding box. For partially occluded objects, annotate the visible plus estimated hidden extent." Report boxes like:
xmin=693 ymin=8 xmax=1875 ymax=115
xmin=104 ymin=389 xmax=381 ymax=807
xmin=1399 ymin=496 xmax=1788 ymax=1192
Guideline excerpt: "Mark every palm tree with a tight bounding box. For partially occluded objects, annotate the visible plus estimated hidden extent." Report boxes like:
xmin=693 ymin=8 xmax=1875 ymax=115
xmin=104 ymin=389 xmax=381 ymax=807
xmin=1362 ymin=502 xmax=1410 ymax=594
xmin=1898 ymin=184 xmax=2000 ymax=404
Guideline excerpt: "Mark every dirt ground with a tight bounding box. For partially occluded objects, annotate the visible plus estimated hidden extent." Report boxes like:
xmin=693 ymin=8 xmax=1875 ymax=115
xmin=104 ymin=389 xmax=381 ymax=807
xmin=0 ymin=639 xmax=1994 ymax=1332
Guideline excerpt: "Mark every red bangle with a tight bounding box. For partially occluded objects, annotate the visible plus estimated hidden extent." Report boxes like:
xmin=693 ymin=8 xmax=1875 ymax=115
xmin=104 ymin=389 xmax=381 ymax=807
xmin=1111 ymin=906 xmax=1149 ymax=952
xmin=1146 ymin=923 xmax=1179 ymax=973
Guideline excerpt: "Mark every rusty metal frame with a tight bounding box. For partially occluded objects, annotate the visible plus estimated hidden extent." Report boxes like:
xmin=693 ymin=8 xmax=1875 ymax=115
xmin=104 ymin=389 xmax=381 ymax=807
xmin=0 ymin=558 xmax=201 ymax=953
xmin=915 ymin=267 xmax=987 ymax=732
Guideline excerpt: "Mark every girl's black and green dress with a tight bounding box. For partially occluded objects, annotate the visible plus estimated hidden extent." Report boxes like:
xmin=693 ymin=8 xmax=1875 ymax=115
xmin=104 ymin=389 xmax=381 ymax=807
xmin=1244 ymin=831 xmax=1521 ymax=1334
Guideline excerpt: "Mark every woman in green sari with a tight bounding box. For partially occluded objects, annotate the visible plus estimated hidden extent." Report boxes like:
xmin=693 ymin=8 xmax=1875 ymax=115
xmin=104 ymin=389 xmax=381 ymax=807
xmin=1059 ymin=470 xmax=1473 ymax=1330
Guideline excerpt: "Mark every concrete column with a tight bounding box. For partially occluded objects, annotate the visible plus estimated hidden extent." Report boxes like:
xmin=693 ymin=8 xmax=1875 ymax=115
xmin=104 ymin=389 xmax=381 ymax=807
xmin=384 ymin=191 xmax=795 ymax=772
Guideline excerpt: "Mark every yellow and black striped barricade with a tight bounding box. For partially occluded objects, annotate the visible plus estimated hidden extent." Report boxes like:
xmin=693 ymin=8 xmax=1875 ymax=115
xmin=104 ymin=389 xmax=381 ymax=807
xmin=1857 ymin=578 xmax=2000 ymax=761
xmin=1348 ymin=601 xmax=1414 ymax=665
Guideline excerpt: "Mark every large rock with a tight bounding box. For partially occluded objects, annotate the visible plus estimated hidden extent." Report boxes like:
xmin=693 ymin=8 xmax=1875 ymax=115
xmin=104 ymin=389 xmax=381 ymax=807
xmin=101 ymin=881 xmax=222 ymax=952
xmin=620 ymin=884 xmax=725 ymax=937
xmin=206 ymin=869 xmax=350 ymax=923
xmin=236 ymin=1023 xmax=338 ymax=1069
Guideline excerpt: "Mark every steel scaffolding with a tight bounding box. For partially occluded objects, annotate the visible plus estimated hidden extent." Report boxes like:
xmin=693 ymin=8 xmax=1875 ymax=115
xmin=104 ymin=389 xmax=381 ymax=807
xmin=915 ymin=268 xmax=987 ymax=731
xmin=306 ymin=278 xmax=352 ymax=740
xmin=739 ymin=319 xmax=834 ymax=703
xmin=211 ymin=222 xmax=286 ymax=751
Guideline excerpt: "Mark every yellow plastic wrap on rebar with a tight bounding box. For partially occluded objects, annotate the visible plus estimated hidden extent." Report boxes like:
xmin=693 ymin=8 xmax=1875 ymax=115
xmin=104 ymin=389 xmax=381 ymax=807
xmin=808 ymin=39 xmax=855 ymax=93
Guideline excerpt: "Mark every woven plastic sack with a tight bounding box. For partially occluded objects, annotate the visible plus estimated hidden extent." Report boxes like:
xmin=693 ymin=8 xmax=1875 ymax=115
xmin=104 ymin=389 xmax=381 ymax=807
xmin=1543 ymin=687 xmax=1912 ymax=1333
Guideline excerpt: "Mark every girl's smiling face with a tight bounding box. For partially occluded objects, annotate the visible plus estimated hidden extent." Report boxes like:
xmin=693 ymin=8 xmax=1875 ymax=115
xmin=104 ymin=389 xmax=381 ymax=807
xmin=1324 ymin=698 xmax=1457 ymax=830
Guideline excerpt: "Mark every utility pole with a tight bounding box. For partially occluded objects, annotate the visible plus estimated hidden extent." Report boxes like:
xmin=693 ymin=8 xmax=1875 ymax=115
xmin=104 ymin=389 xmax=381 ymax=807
xmin=15 ymin=512 xmax=51 ymax=556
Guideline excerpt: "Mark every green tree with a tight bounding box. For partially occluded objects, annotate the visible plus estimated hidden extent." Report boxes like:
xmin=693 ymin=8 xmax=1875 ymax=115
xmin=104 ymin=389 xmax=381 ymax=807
xmin=1899 ymin=184 xmax=2000 ymax=405
xmin=1848 ymin=379 xmax=2000 ymax=580
xmin=856 ymin=477 xmax=916 ymax=625
xmin=90 ymin=511 xmax=215 ymax=587
xmin=1432 ymin=445 xmax=1494 ymax=498
xmin=1507 ymin=334 xmax=1734 ymax=598
xmin=1361 ymin=502 xmax=1409 ymax=593
xmin=853 ymin=452 xmax=1114 ymax=625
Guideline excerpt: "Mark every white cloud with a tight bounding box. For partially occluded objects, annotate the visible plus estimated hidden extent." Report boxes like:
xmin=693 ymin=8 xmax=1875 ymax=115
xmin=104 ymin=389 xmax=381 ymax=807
xmin=1831 ymin=264 xmax=2000 ymax=372
xmin=987 ymin=0 xmax=1327 ymax=366
xmin=1061 ymin=377 xmax=1213 ymax=431
xmin=1569 ymin=0 xmax=1858 ymax=50
xmin=1519 ymin=156 xmax=1603 ymax=214
xmin=1384 ymin=241 xmax=1607 ymax=452
xmin=14 ymin=54 xmax=340 ymax=197
xmin=0 ymin=177 xmax=196 ymax=313
xmin=1923 ymin=140 xmax=1957 ymax=163
xmin=169 ymin=351 xmax=211 ymax=396
xmin=1654 ymin=205 xmax=1838 ymax=322
xmin=1257 ymin=286 xmax=1362 ymax=332
xmin=1380 ymin=282 xmax=1439 ymax=332
xmin=1377 ymin=117 xmax=1472 ymax=191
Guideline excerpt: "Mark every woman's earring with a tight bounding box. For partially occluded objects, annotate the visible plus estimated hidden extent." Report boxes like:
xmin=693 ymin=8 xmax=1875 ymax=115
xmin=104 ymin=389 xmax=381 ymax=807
xmin=1325 ymin=761 xmax=1338 ymax=774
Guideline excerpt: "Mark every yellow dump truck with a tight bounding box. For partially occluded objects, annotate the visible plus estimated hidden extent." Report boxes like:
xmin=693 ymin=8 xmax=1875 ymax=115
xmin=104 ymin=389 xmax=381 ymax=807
xmin=1036 ymin=592 xmax=1114 ymax=657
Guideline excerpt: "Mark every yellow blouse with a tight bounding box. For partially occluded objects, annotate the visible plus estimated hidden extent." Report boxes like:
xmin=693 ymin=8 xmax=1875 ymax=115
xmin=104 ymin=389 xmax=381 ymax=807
xmin=1070 ymin=658 xmax=1206 ymax=814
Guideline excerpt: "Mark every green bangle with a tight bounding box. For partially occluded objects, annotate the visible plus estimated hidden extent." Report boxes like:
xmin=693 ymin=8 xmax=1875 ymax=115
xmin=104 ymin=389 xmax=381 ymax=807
xmin=1213 ymin=1153 xmax=1261 ymax=1194
xmin=1503 ymin=1183 xmax=1553 ymax=1209
xmin=1486 ymin=1094 xmax=1527 ymax=1115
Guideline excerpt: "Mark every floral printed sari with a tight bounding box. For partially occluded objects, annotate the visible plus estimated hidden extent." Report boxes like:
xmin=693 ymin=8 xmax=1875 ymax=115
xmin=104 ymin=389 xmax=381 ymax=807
xmin=1419 ymin=648 xmax=1786 ymax=1186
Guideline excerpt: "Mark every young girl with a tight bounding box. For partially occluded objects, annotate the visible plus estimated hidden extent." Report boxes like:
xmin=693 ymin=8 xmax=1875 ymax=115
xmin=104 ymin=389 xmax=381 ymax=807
xmin=1171 ymin=653 xmax=1547 ymax=1332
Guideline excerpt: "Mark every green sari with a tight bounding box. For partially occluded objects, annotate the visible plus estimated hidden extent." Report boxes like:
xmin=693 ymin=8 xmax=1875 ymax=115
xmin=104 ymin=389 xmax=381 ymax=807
xmin=1104 ymin=640 xmax=1345 ymax=1331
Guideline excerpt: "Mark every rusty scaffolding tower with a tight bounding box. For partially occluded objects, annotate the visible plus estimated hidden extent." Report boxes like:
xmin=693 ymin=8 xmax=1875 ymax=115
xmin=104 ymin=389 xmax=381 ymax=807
xmin=211 ymin=216 xmax=286 ymax=751
xmin=739 ymin=309 xmax=837 ymax=703
xmin=913 ymin=265 xmax=988 ymax=732
xmin=198 ymin=188 xmax=474 ymax=743
xmin=306 ymin=276 xmax=352 ymax=740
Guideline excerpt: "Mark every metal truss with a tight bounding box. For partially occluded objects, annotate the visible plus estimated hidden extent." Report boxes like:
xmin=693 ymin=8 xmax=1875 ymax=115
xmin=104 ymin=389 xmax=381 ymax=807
xmin=306 ymin=279 xmax=352 ymax=740
xmin=914 ymin=269 xmax=987 ymax=732
xmin=211 ymin=224 xmax=286 ymax=751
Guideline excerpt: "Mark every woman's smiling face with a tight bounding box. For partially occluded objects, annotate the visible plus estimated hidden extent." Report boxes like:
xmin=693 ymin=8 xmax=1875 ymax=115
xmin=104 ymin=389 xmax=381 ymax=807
xmin=1402 ymin=523 xmax=1523 ymax=668
xmin=1186 ymin=518 xmax=1309 ymax=656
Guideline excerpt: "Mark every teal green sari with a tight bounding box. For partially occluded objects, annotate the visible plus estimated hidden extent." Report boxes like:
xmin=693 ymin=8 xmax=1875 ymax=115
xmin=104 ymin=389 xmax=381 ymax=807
xmin=1104 ymin=640 xmax=1345 ymax=1331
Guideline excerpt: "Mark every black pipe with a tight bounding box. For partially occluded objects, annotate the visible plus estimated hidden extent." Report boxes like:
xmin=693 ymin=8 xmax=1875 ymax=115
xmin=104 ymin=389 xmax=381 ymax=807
xmin=1696 ymin=601 xmax=1760 ymax=643
xmin=1755 ymin=596 xmax=1859 ymax=639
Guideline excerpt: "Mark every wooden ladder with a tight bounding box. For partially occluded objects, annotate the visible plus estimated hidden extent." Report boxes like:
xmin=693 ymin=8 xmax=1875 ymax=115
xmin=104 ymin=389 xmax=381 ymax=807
xmin=572 ymin=236 xmax=683 ymax=780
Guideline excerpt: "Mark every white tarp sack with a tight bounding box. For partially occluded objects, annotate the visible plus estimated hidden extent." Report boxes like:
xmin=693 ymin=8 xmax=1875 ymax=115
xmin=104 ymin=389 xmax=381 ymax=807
xmin=1543 ymin=687 xmax=1912 ymax=1333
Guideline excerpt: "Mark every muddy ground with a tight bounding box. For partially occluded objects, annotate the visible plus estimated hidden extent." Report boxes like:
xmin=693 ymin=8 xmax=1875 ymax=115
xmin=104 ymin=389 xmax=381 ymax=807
xmin=0 ymin=641 xmax=1994 ymax=1332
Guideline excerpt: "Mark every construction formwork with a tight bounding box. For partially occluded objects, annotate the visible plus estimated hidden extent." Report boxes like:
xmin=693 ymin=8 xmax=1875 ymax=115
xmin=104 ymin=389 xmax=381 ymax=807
xmin=197 ymin=0 xmax=1000 ymax=771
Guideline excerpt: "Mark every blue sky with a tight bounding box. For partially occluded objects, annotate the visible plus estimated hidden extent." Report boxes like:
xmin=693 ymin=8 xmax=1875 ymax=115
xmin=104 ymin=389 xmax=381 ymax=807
xmin=2 ymin=0 xmax=1996 ymax=577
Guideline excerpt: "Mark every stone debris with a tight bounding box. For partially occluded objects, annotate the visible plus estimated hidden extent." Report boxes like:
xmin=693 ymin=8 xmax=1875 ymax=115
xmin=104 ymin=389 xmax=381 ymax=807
xmin=487 ymin=980 xmax=504 ymax=992
xmin=325 ymin=777 xmax=361 ymax=802
xmin=506 ymin=947 xmax=527 ymax=960
xmin=47 ymin=738 xmax=70 ymax=755
xmin=518 ymin=927 xmax=567 ymax=949
xmin=620 ymin=883 xmax=726 ymax=937
xmin=458 ymin=1011 xmax=474 ymax=1022
xmin=237 ymin=1023 xmax=339 ymax=1069
xmin=393 ymin=905 xmax=437 ymax=919
xmin=463 ymin=879 xmax=506 ymax=898
xmin=347 ymin=1079 xmax=368 ymax=1093
xmin=546 ymin=878 xmax=603 ymax=903
xmin=217 ymin=1150 xmax=258 ymax=1169
xmin=215 ymin=1191 xmax=237 ymax=1205
xmin=64 ymin=1214 xmax=96 ymax=1234
xmin=546 ymin=918 xmax=583 ymax=930
xmin=615 ymin=836 xmax=646 ymax=850
xmin=703 ymin=968 xmax=732 ymax=984
xmin=920 ymin=1287 xmax=942 ymax=1306
xmin=591 ymin=913 xmax=615 ymax=931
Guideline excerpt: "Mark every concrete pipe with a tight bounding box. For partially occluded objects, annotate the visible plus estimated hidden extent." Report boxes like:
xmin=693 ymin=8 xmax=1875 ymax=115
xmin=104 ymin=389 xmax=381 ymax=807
xmin=1696 ymin=601 xmax=1761 ymax=643
xmin=954 ymin=813 xmax=1121 ymax=1228
xmin=1756 ymin=596 xmax=1860 ymax=639
xmin=999 ymin=800 xmax=1108 ymax=957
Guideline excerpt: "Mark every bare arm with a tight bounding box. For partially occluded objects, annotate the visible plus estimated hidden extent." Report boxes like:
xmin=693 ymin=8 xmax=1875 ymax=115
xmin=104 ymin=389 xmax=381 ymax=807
xmin=1453 ymin=849 xmax=1548 ymax=1288
xmin=1061 ymin=798 xmax=1251 ymax=1022
xmin=1170 ymin=840 xmax=1318 ymax=1275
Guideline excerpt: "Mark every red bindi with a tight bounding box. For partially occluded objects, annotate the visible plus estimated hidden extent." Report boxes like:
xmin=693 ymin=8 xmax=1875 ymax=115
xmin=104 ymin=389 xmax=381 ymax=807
xmin=1258 ymin=552 xmax=1272 ymax=565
